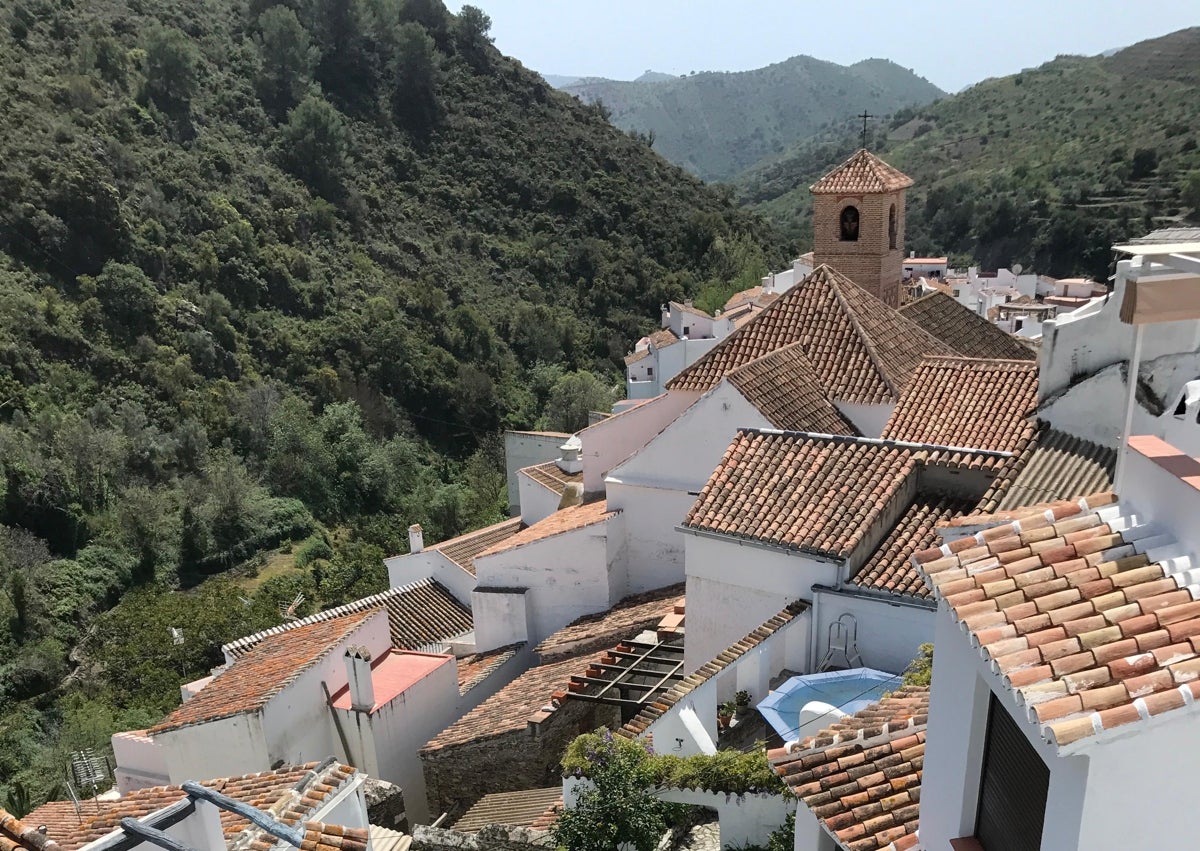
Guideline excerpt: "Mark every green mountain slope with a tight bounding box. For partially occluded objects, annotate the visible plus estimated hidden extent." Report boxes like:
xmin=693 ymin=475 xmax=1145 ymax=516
xmin=562 ymin=56 xmax=945 ymax=181
xmin=736 ymin=28 xmax=1200 ymax=278
xmin=0 ymin=0 xmax=781 ymax=806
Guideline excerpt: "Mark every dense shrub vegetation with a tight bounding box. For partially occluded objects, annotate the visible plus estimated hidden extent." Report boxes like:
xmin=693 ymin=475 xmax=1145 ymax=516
xmin=0 ymin=0 xmax=779 ymax=809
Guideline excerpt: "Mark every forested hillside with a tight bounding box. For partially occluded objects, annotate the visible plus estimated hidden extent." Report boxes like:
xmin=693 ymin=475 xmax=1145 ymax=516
xmin=737 ymin=28 xmax=1200 ymax=278
xmin=562 ymin=56 xmax=944 ymax=181
xmin=0 ymin=0 xmax=781 ymax=809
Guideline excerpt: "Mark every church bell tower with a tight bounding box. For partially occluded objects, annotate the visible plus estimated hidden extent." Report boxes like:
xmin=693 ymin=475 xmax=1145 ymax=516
xmin=810 ymin=149 xmax=913 ymax=307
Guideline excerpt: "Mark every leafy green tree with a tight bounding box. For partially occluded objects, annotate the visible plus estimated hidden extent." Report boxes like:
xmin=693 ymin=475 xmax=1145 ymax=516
xmin=256 ymin=6 xmax=319 ymax=119
xmin=541 ymin=370 xmax=617 ymax=432
xmin=141 ymin=25 xmax=200 ymax=112
xmin=1182 ymin=170 xmax=1200 ymax=212
xmin=390 ymin=22 xmax=439 ymax=133
xmin=312 ymin=0 xmax=376 ymax=113
xmin=552 ymin=733 xmax=677 ymax=851
xmin=455 ymin=5 xmax=492 ymax=67
xmin=1130 ymin=147 xmax=1159 ymax=179
xmin=82 ymin=261 xmax=159 ymax=341
xmin=278 ymin=93 xmax=349 ymax=198
xmin=399 ymin=0 xmax=450 ymax=43
xmin=903 ymin=643 xmax=934 ymax=687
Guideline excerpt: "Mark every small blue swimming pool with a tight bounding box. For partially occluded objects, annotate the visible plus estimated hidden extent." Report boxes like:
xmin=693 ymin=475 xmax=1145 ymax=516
xmin=757 ymin=668 xmax=901 ymax=741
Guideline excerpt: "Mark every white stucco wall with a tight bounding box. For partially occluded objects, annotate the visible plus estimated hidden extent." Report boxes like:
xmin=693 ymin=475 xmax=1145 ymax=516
xmin=832 ymin=401 xmax=894 ymax=439
xmin=517 ymin=475 xmax=564 ymax=526
xmin=657 ymin=788 xmax=793 ymax=848
xmin=1039 ymin=261 xmax=1200 ymax=401
xmin=471 ymin=587 xmax=530 ymax=653
xmin=683 ymin=533 xmax=839 ymax=673
xmin=579 ymin=391 xmax=698 ymax=493
xmin=472 ymin=520 xmax=617 ymax=646
xmin=504 ymin=432 xmax=569 ymax=514
xmin=158 ymin=713 xmax=271 ymax=785
xmin=384 ymin=550 xmax=475 ymax=606
xmin=357 ymin=654 xmax=459 ymax=825
xmin=1121 ymin=440 xmax=1200 ymax=559
xmin=603 ymin=481 xmax=695 ymax=593
xmin=809 ymin=588 xmax=934 ymax=675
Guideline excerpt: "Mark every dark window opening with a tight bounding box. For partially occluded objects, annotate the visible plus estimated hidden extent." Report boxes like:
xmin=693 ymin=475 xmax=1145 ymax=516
xmin=646 ymin=367 xmax=654 ymax=377
xmin=975 ymin=694 xmax=1049 ymax=851
xmin=888 ymin=203 xmax=897 ymax=249
xmin=840 ymin=206 xmax=860 ymax=242
xmin=1175 ymin=397 xmax=1187 ymax=418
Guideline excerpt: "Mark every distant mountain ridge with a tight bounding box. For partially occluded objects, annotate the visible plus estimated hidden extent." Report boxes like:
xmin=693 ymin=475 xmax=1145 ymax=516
xmin=558 ymin=55 xmax=945 ymax=181
xmin=734 ymin=27 xmax=1200 ymax=279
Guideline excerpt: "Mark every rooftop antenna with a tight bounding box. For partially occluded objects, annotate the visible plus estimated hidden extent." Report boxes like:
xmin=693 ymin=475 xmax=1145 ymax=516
xmin=67 ymin=749 xmax=111 ymax=814
xmin=858 ymin=111 xmax=875 ymax=149
xmin=280 ymin=592 xmax=305 ymax=622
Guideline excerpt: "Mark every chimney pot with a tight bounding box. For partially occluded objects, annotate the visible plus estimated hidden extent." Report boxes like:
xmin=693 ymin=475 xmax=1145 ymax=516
xmin=345 ymin=645 xmax=375 ymax=712
xmin=408 ymin=523 xmax=423 ymax=554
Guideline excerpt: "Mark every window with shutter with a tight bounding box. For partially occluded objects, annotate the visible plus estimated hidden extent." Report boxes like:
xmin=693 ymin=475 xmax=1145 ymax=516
xmin=975 ymin=694 xmax=1050 ymax=851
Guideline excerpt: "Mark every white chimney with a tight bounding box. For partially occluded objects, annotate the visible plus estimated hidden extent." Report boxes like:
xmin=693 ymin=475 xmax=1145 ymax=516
xmin=408 ymin=523 xmax=423 ymax=554
xmin=345 ymin=646 xmax=375 ymax=712
xmin=556 ymin=435 xmax=583 ymax=475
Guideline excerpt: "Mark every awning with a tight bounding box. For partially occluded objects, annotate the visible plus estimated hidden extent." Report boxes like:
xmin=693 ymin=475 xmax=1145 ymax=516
xmin=1119 ymin=274 xmax=1200 ymax=325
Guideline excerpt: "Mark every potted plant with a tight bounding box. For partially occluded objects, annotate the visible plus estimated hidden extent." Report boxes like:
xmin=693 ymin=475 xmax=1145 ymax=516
xmin=717 ymin=700 xmax=735 ymax=729
xmin=734 ymin=690 xmax=751 ymax=718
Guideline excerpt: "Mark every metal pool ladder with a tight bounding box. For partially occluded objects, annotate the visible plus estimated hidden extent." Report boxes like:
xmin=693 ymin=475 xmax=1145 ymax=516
xmin=818 ymin=613 xmax=863 ymax=671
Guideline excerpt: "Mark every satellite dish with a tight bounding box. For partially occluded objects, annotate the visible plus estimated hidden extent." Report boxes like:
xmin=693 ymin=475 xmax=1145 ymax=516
xmin=1012 ymin=263 xmax=1024 ymax=275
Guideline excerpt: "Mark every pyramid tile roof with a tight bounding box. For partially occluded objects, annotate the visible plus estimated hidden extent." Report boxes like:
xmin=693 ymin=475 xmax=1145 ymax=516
xmin=21 ymin=762 xmax=355 ymax=851
xmin=668 ymin=266 xmax=954 ymax=405
xmin=223 ymin=578 xmax=472 ymax=658
xmin=898 ymin=293 xmax=1036 ymax=362
xmin=810 ymin=149 xmax=914 ymax=195
xmin=152 ymin=612 xmax=374 ymax=733
xmin=770 ymin=687 xmax=930 ymax=851
xmin=880 ymin=357 xmax=1038 ymax=469
xmin=724 ymin=343 xmax=858 ymax=435
xmin=851 ymin=494 xmax=977 ymax=599
xmin=915 ymin=491 xmax=1200 ymax=751
xmin=683 ymin=430 xmax=919 ymax=559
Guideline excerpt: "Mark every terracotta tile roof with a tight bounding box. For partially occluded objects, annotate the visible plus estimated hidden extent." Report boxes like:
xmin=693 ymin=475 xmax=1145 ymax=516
xmin=667 ymin=266 xmax=954 ymax=405
xmin=152 ymin=612 xmax=374 ymax=733
xmin=456 ymin=643 xmax=524 ymax=695
xmin=450 ymin=787 xmax=563 ymax=833
xmin=475 ymin=499 xmax=614 ymax=559
xmin=1 ymin=809 xmax=60 ymax=851
xmin=433 ymin=517 xmax=525 ymax=575
xmin=725 ymin=343 xmax=859 ymax=435
xmin=809 ymin=149 xmax=914 ymax=195
xmin=880 ymin=357 xmax=1038 ymax=469
xmin=23 ymin=762 xmax=355 ymax=851
xmin=534 ymin=585 xmax=683 ymax=662
xmin=768 ymin=686 xmax=926 ymax=844
xmin=223 ymin=579 xmax=472 ymax=658
xmin=618 ymin=602 xmax=808 ymax=738
xmin=898 ymin=293 xmax=1036 ymax=362
xmin=519 ymin=461 xmax=584 ymax=496
xmin=425 ymin=587 xmax=681 ymax=751
xmin=297 ymin=822 xmax=369 ymax=851
xmin=978 ymin=426 xmax=1116 ymax=514
xmin=769 ymin=688 xmax=930 ymax=851
xmin=527 ymin=797 xmax=563 ymax=831
xmin=724 ymin=286 xmax=780 ymax=312
xmin=914 ymin=492 xmax=1200 ymax=751
xmin=851 ymin=495 xmax=977 ymax=599
xmin=421 ymin=654 xmax=585 ymax=751
xmin=624 ymin=347 xmax=651 ymax=366
xmin=683 ymin=430 xmax=919 ymax=559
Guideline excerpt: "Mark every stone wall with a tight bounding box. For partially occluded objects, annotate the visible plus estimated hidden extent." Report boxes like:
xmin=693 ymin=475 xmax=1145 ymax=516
xmin=421 ymin=700 xmax=619 ymax=822
xmin=411 ymin=824 xmax=551 ymax=851
xmin=812 ymin=191 xmax=906 ymax=307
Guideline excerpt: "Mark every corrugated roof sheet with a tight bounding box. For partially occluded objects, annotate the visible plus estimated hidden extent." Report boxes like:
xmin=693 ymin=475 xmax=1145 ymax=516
xmin=983 ymin=427 xmax=1117 ymax=513
xmin=450 ymin=787 xmax=563 ymax=833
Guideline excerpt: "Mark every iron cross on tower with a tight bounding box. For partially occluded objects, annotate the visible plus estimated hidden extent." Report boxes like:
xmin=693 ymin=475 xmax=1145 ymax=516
xmin=858 ymin=111 xmax=874 ymax=148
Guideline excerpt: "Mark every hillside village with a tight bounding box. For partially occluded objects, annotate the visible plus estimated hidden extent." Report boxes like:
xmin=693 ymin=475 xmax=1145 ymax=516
xmin=5 ymin=144 xmax=1200 ymax=851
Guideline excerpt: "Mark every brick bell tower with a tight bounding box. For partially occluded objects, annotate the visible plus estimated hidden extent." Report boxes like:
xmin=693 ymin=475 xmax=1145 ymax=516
xmin=810 ymin=149 xmax=913 ymax=308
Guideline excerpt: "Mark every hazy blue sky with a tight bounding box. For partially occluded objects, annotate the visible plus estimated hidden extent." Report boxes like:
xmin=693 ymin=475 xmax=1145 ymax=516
xmin=445 ymin=1 xmax=1197 ymax=92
